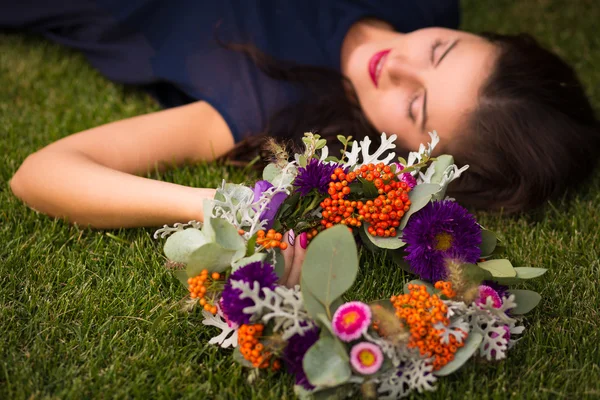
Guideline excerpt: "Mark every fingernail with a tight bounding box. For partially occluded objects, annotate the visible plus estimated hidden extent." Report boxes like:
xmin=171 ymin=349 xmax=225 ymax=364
xmin=299 ymin=232 xmax=308 ymax=249
xmin=287 ymin=230 xmax=296 ymax=246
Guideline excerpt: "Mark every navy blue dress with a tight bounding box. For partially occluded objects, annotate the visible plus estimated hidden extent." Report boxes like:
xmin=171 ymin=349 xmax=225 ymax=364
xmin=1 ymin=0 xmax=460 ymax=142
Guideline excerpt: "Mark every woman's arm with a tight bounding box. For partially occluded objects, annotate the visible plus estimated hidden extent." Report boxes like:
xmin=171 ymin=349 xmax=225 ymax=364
xmin=9 ymin=101 xmax=235 ymax=228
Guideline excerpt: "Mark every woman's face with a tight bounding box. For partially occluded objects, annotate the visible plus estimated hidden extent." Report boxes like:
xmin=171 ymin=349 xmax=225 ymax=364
xmin=342 ymin=27 xmax=498 ymax=151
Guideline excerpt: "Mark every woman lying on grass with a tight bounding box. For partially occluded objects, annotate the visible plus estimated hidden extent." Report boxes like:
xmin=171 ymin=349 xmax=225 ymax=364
xmin=6 ymin=3 xmax=600 ymax=230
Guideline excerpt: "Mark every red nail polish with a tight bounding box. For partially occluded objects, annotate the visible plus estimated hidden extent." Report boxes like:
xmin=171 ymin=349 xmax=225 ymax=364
xmin=299 ymin=232 xmax=308 ymax=249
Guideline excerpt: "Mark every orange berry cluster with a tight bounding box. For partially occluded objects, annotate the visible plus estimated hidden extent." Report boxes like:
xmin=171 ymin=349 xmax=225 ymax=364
xmin=320 ymin=164 xmax=412 ymax=237
xmin=188 ymin=269 xmax=222 ymax=315
xmin=357 ymin=163 xmax=411 ymax=237
xmin=238 ymin=324 xmax=282 ymax=370
xmin=434 ymin=281 xmax=457 ymax=298
xmin=390 ymin=282 xmax=465 ymax=370
xmin=320 ymin=167 xmax=360 ymax=229
xmin=256 ymin=229 xmax=288 ymax=250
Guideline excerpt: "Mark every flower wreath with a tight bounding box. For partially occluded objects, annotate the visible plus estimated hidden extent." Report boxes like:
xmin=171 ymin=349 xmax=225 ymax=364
xmin=155 ymin=132 xmax=544 ymax=399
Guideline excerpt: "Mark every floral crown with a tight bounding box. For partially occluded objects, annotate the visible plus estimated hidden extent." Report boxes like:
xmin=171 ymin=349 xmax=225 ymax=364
xmin=155 ymin=132 xmax=544 ymax=399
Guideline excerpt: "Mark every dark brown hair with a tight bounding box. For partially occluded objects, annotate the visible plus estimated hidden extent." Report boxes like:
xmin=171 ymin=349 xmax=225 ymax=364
xmin=447 ymin=33 xmax=600 ymax=213
xmin=224 ymin=33 xmax=600 ymax=213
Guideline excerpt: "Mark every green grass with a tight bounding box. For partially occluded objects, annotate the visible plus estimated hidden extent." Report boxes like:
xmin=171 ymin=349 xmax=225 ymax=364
xmin=1 ymin=0 xmax=599 ymax=398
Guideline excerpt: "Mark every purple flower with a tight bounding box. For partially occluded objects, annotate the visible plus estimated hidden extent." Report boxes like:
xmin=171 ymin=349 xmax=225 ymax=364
xmin=252 ymin=180 xmax=287 ymax=230
xmin=220 ymin=261 xmax=278 ymax=326
xmin=283 ymin=326 xmax=320 ymax=390
xmin=402 ymin=200 xmax=482 ymax=282
xmin=293 ymin=159 xmax=344 ymax=196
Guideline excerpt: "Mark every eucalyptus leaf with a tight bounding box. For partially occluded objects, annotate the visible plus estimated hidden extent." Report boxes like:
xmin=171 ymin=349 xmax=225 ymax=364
xmin=478 ymin=259 xmax=517 ymax=278
xmin=273 ymin=248 xmax=286 ymax=279
xmin=368 ymin=299 xmax=396 ymax=313
xmin=186 ymin=243 xmax=237 ymax=276
xmin=231 ymin=253 xmax=268 ymax=273
xmin=164 ymin=228 xmax=208 ymax=263
xmin=399 ymin=183 xmax=441 ymax=230
xmin=301 ymin=225 xmax=358 ymax=318
xmin=403 ymin=279 xmax=435 ymax=295
xmin=173 ymin=270 xmax=190 ymax=288
xmin=302 ymin=278 xmax=328 ymax=319
xmin=361 ymin=223 xmax=406 ymax=249
xmin=357 ymin=223 xmax=379 ymax=253
xmin=514 ymin=267 xmax=547 ymax=279
xmin=263 ymin=163 xmax=281 ymax=182
xmin=429 ymin=155 xmax=454 ymax=185
xmin=509 ymin=290 xmax=542 ymax=314
xmin=479 ymin=229 xmax=497 ymax=258
xmin=434 ymin=332 xmax=483 ymax=376
xmin=303 ymin=337 xmax=351 ymax=388
xmin=315 ymin=313 xmax=335 ymax=337
xmin=210 ymin=218 xmax=246 ymax=251
xmin=461 ymin=263 xmax=493 ymax=283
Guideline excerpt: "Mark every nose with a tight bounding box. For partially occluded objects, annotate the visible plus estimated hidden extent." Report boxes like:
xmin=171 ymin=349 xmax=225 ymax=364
xmin=385 ymin=55 xmax=424 ymax=87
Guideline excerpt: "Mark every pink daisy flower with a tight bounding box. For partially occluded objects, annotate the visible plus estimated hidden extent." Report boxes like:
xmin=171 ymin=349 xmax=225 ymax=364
xmin=476 ymin=285 xmax=503 ymax=308
xmin=350 ymin=342 xmax=384 ymax=375
xmin=331 ymin=301 xmax=372 ymax=342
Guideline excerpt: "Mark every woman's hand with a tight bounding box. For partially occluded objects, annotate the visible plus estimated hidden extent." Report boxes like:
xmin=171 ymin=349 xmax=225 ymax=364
xmin=278 ymin=230 xmax=309 ymax=288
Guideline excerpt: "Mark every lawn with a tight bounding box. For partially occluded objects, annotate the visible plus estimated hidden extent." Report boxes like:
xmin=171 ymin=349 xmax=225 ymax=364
xmin=1 ymin=0 xmax=599 ymax=399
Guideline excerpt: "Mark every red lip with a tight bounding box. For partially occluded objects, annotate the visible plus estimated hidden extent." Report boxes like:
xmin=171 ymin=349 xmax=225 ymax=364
xmin=369 ymin=49 xmax=391 ymax=88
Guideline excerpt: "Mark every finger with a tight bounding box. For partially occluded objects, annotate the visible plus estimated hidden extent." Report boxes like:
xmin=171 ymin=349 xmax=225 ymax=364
xmin=287 ymin=232 xmax=308 ymax=288
xmin=278 ymin=230 xmax=295 ymax=285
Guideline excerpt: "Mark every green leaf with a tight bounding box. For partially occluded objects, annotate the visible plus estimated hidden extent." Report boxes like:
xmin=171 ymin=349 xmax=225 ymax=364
xmin=403 ymin=279 xmax=435 ymax=295
xmin=231 ymin=253 xmax=267 ymax=273
xmin=315 ymin=314 xmax=335 ymax=337
xmin=263 ymin=163 xmax=281 ymax=182
xmin=273 ymin=248 xmax=286 ymax=279
xmin=245 ymin=234 xmax=257 ymax=257
xmin=462 ymin=263 xmax=493 ymax=283
xmin=368 ymin=299 xmax=395 ymax=313
xmin=302 ymin=280 xmax=328 ymax=319
xmin=186 ymin=243 xmax=237 ymax=276
xmin=301 ymin=225 xmax=359 ymax=319
xmin=298 ymin=155 xmax=308 ymax=168
xmin=164 ymin=228 xmax=208 ymax=263
xmin=303 ymin=337 xmax=351 ymax=388
xmin=397 ymin=157 xmax=407 ymax=166
xmin=173 ymin=270 xmax=189 ymax=288
xmin=434 ymin=332 xmax=483 ymax=376
xmin=429 ymin=155 xmax=454 ymax=185
xmin=509 ymin=290 xmax=542 ymax=314
xmin=360 ymin=223 xmax=406 ymax=250
xmin=479 ymin=229 xmax=497 ymax=258
xmin=360 ymin=179 xmax=379 ymax=198
xmin=514 ymin=267 xmax=547 ymax=279
xmin=316 ymin=139 xmax=327 ymax=150
xmin=478 ymin=259 xmax=517 ymax=278
xmin=399 ymin=183 xmax=441 ymax=230
xmin=337 ymin=135 xmax=348 ymax=146
xmin=210 ymin=218 xmax=246 ymax=251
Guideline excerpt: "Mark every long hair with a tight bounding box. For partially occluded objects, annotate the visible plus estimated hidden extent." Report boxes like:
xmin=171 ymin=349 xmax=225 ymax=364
xmin=223 ymin=33 xmax=600 ymax=213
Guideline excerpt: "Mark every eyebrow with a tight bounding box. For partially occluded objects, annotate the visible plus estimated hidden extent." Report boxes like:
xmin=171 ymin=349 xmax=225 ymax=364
xmin=422 ymin=39 xmax=461 ymax=132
